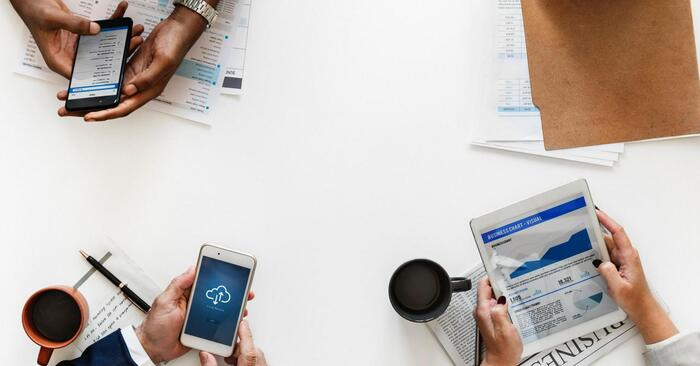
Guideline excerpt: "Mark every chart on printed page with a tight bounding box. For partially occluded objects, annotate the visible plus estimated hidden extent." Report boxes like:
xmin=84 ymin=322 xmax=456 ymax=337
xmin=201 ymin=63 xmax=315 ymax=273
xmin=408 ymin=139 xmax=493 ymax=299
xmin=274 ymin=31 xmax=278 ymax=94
xmin=495 ymin=0 xmax=538 ymax=118
xmin=101 ymin=0 xmax=237 ymax=124
xmin=15 ymin=0 xmax=241 ymax=124
xmin=221 ymin=0 xmax=252 ymax=95
xmin=477 ymin=196 xmax=618 ymax=344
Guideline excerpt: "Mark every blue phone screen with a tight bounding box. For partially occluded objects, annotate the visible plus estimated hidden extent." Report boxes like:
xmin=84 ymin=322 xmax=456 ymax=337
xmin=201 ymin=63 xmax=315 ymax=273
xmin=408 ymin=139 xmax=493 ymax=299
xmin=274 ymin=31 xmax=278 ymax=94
xmin=184 ymin=256 xmax=250 ymax=345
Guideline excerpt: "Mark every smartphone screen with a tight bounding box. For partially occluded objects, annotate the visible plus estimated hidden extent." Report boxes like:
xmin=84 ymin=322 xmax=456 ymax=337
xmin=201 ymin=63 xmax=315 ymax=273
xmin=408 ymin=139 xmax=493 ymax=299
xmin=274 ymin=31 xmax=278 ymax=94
xmin=65 ymin=18 xmax=131 ymax=111
xmin=184 ymin=256 xmax=251 ymax=345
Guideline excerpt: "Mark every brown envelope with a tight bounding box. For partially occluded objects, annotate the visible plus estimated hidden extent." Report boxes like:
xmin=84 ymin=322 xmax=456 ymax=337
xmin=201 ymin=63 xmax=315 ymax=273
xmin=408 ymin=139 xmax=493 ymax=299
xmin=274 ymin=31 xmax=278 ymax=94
xmin=521 ymin=0 xmax=700 ymax=150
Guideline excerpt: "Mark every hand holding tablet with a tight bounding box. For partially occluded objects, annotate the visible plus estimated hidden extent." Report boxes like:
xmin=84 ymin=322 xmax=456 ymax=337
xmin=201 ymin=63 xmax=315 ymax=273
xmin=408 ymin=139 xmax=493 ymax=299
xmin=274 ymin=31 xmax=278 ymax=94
xmin=594 ymin=210 xmax=678 ymax=345
xmin=470 ymin=179 xmax=627 ymax=356
xmin=473 ymin=277 xmax=523 ymax=366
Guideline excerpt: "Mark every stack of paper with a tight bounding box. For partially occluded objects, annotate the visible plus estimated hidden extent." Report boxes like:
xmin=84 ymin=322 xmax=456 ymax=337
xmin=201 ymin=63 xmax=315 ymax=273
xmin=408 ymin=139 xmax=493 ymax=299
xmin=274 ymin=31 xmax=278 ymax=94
xmin=472 ymin=0 xmax=624 ymax=167
xmin=15 ymin=0 xmax=253 ymax=125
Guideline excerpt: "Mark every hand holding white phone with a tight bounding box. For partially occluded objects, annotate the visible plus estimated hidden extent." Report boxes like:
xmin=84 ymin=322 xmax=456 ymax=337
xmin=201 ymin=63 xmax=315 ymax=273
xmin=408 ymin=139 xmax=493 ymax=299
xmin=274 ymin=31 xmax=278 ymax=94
xmin=180 ymin=244 xmax=257 ymax=356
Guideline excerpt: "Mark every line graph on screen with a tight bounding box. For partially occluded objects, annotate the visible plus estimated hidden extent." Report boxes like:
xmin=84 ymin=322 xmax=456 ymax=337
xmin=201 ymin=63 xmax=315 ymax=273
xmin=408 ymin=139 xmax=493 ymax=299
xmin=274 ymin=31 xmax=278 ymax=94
xmin=510 ymin=228 xmax=592 ymax=279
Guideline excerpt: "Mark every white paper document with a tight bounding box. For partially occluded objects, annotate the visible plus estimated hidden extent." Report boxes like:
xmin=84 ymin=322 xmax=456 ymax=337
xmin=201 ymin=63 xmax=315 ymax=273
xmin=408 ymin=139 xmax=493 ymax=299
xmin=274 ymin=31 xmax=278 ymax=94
xmin=428 ymin=263 xmax=647 ymax=366
xmin=15 ymin=0 xmax=239 ymax=124
xmin=48 ymin=240 xmax=160 ymax=365
xmin=471 ymin=140 xmax=616 ymax=167
xmin=72 ymin=245 xmax=159 ymax=351
xmin=221 ymin=0 xmax=252 ymax=95
xmin=471 ymin=0 xmax=625 ymax=165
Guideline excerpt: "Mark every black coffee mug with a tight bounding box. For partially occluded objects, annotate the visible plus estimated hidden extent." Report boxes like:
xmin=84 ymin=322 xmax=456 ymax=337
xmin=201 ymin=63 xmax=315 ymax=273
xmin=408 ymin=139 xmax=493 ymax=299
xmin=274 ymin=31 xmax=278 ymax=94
xmin=388 ymin=259 xmax=471 ymax=322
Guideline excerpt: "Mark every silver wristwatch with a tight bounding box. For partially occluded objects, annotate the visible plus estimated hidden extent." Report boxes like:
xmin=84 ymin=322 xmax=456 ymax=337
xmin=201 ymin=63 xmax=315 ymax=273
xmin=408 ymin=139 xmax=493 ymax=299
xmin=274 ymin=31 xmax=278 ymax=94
xmin=173 ymin=0 xmax=218 ymax=28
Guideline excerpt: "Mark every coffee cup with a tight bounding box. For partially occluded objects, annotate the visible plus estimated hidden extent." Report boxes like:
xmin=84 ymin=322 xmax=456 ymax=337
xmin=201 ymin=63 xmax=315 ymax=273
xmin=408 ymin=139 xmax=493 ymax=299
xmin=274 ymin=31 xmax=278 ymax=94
xmin=388 ymin=259 xmax=471 ymax=322
xmin=22 ymin=286 xmax=89 ymax=365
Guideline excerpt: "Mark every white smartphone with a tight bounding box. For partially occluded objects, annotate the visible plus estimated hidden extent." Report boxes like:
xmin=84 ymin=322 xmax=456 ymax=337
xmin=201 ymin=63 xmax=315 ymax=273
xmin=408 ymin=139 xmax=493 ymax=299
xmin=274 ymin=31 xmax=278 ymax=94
xmin=180 ymin=244 xmax=257 ymax=356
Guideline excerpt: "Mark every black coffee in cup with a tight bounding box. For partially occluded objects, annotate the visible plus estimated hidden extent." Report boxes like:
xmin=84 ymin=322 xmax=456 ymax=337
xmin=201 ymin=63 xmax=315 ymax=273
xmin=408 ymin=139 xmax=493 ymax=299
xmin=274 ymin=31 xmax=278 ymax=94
xmin=31 ymin=290 xmax=82 ymax=342
xmin=392 ymin=260 xmax=443 ymax=312
xmin=389 ymin=259 xmax=471 ymax=322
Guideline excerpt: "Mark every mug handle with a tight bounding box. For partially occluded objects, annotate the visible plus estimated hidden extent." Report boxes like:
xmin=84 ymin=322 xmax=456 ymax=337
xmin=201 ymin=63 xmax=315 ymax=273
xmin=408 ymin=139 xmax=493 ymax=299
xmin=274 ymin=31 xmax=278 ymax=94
xmin=450 ymin=277 xmax=472 ymax=292
xmin=38 ymin=346 xmax=53 ymax=366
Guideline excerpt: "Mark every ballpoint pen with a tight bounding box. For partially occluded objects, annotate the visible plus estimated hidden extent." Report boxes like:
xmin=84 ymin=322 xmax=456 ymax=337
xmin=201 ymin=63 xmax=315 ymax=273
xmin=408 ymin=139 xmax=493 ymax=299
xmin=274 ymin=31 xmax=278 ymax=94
xmin=80 ymin=250 xmax=151 ymax=313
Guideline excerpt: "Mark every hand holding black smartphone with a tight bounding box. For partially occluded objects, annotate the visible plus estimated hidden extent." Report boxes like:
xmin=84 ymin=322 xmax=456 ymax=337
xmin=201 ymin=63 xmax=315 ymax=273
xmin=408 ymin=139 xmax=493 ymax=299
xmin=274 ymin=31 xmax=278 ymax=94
xmin=65 ymin=17 xmax=132 ymax=112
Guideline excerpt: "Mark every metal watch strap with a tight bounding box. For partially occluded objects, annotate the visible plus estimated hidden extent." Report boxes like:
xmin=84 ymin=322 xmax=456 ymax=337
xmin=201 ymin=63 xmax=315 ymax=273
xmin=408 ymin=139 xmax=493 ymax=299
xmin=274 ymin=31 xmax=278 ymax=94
xmin=173 ymin=0 xmax=218 ymax=28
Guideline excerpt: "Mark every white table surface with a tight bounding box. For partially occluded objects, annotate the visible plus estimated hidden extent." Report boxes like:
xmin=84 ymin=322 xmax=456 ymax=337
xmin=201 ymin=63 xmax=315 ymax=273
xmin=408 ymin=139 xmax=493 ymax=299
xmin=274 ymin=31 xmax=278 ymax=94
xmin=2 ymin=0 xmax=700 ymax=365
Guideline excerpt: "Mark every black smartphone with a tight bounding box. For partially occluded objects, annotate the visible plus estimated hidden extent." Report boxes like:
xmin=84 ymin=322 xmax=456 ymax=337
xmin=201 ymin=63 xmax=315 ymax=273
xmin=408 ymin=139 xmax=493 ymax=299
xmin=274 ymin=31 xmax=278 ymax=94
xmin=65 ymin=17 xmax=132 ymax=112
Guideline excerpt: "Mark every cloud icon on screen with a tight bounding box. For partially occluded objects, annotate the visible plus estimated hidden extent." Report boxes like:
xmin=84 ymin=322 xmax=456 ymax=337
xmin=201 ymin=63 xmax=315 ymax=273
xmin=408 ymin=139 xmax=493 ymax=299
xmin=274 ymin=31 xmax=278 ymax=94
xmin=205 ymin=285 xmax=231 ymax=305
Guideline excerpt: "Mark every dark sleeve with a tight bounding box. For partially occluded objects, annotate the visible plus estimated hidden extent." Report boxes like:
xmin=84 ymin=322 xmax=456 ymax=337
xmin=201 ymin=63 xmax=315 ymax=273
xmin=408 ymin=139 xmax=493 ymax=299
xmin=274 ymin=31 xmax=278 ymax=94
xmin=57 ymin=329 xmax=137 ymax=366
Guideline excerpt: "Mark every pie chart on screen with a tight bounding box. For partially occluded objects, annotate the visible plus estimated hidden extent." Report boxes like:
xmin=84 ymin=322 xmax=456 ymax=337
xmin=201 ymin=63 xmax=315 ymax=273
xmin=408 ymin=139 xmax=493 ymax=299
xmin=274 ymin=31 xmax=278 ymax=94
xmin=573 ymin=283 xmax=604 ymax=311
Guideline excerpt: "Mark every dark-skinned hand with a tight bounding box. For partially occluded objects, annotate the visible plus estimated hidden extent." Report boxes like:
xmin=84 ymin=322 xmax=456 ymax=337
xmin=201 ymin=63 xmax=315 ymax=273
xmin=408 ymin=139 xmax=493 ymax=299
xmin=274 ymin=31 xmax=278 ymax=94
xmin=11 ymin=0 xmax=144 ymax=78
xmin=56 ymin=5 xmax=209 ymax=121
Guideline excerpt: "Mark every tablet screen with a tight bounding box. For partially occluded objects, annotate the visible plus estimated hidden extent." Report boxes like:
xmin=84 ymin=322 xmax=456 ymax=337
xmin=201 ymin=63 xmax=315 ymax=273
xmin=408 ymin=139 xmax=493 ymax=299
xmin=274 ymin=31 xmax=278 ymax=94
xmin=477 ymin=195 xmax=618 ymax=345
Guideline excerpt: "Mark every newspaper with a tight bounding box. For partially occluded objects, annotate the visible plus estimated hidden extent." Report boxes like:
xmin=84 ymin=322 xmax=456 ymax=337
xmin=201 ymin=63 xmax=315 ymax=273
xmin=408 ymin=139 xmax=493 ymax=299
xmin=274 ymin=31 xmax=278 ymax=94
xmin=427 ymin=263 xmax=650 ymax=366
xmin=427 ymin=265 xmax=486 ymax=366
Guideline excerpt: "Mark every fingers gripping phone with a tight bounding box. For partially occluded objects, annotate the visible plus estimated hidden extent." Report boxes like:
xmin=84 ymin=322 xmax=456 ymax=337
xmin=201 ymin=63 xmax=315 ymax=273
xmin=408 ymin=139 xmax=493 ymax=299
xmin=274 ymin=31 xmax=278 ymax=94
xmin=65 ymin=18 xmax=132 ymax=112
xmin=180 ymin=245 xmax=257 ymax=356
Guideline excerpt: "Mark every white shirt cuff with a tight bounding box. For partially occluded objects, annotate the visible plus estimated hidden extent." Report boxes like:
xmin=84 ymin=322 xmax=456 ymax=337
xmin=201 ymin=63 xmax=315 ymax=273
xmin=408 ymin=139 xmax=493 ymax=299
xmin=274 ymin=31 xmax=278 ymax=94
xmin=645 ymin=331 xmax=686 ymax=351
xmin=121 ymin=326 xmax=155 ymax=366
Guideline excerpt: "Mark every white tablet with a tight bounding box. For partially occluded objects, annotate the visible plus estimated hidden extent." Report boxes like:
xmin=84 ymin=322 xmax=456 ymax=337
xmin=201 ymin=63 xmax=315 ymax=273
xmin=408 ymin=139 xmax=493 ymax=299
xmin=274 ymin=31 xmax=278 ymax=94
xmin=470 ymin=179 xmax=626 ymax=356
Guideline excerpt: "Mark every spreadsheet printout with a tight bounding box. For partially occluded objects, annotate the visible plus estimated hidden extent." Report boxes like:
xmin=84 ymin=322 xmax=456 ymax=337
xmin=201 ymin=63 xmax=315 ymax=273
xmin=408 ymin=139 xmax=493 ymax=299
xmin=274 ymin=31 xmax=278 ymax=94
xmin=15 ymin=0 xmax=237 ymax=124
